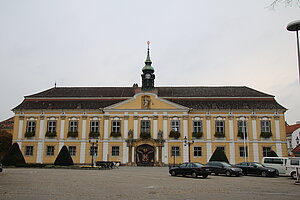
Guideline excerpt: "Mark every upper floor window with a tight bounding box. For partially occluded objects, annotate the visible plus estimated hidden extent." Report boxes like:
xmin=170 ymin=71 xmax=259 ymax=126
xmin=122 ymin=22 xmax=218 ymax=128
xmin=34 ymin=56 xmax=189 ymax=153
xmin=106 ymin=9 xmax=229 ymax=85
xmin=26 ymin=121 xmax=36 ymax=133
xmin=69 ymin=120 xmax=78 ymax=132
xmin=111 ymin=120 xmax=121 ymax=133
xmin=90 ymin=120 xmax=100 ymax=133
xmin=193 ymin=121 xmax=202 ymax=133
xmin=215 ymin=120 xmax=225 ymax=133
xmin=47 ymin=121 xmax=57 ymax=133
xmin=261 ymin=120 xmax=271 ymax=133
xmin=238 ymin=120 xmax=247 ymax=134
xmin=171 ymin=120 xmax=180 ymax=132
xmin=141 ymin=120 xmax=150 ymax=133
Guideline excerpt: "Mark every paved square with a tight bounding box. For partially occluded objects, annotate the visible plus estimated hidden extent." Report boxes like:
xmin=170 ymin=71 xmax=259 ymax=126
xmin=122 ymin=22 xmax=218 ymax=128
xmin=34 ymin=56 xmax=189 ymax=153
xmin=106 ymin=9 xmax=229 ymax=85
xmin=0 ymin=167 xmax=299 ymax=200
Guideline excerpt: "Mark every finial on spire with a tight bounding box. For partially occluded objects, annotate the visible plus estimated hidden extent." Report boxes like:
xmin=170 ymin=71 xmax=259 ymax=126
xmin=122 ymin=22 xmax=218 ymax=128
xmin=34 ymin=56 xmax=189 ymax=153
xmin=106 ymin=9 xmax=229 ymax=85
xmin=54 ymin=82 xmax=57 ymax=88
xmin=147 ymin=41 xmax=150 ymax=50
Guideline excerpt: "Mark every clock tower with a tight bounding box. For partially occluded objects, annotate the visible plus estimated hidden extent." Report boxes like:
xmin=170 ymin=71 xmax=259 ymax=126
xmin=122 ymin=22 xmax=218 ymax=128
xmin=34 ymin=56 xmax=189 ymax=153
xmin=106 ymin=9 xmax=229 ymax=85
xmin=141 ymin=41 xmax=155 ymax=91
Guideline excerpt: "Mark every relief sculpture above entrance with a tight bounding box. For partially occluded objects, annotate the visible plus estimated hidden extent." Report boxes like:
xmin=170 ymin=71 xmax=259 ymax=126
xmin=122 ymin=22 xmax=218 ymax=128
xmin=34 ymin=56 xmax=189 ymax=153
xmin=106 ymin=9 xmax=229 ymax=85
xmin=136 ymin=144 xmax=155 ymax=166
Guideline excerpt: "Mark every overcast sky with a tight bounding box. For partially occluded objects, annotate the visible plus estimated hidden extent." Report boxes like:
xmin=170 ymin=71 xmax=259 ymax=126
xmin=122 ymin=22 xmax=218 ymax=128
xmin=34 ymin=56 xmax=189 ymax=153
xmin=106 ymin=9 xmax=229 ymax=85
xmin=0 ymin=0 xmax=299 ymax=124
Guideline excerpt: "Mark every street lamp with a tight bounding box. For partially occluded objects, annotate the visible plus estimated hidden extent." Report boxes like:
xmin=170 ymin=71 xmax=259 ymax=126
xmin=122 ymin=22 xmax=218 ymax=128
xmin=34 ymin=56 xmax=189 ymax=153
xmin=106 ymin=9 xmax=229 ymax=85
xmin=89 ymin=138 xmax=98 ymax=167
xmin=287 ymin=20 xmax=300 ymax=83
xmin=296 ymin=136 xmax=299 ymax=145
xmin=184 ymin=136 xmax=194 ymax=163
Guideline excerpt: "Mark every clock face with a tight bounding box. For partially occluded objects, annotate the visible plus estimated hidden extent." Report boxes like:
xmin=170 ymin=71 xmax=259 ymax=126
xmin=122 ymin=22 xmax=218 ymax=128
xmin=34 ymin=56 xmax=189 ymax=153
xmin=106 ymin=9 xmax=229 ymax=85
xmin=145 ymin=74 xmax=151 ymax=79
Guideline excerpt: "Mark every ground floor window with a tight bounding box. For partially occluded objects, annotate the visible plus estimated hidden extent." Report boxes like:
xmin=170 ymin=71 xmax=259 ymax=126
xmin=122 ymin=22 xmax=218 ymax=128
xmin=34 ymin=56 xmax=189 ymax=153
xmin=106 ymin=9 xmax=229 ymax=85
xmin=90 ymin=146 xmax=98 ymax=156
xmin=194 ymin=146 xmax=202 ymax=157
xmin=111 ymin=146 xmax=120 ymax=156
xmin=171 ymin=146 xmax=180 ymax=157
xmin=68 ymin=146 xmax=76 ymax=156
xmin=262 ymin=147 xmax=271 ymax=157
xmin=216 ymin=146 xmax=225 ymax=153
xmin=239 ymin=146 xmax=248 ymax=157
xmin=46 ymin=146 xmax=55 ymax=156
xmin=25 ymin=146 xmax=34 ymax=156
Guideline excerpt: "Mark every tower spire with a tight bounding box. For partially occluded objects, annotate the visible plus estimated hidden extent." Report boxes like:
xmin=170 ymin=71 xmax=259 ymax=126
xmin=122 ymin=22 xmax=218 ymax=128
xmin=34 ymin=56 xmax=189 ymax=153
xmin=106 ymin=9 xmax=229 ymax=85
xmin=145 ymin=41 xmax=152 ymax=66
xmin=141 ymin=41 xmax=155 ymax=91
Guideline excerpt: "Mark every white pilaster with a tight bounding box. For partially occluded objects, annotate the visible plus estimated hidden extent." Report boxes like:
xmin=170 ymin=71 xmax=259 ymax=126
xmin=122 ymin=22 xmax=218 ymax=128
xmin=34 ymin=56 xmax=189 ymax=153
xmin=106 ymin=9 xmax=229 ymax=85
xmin=134 ymin=113 xmax=138 ymax=139
xmin=82 ymin=118 xmax=87 ymax=139
xmin=36 ymin=142 xmax=44 ymax=163
xmin=206 ymin=118 xmax=211 ymax=140
xmin=39 ymin=118 xmax=45 ymax=139
xmin=122 ymin=141 xmax=128 ymax=163
xmin=124 ymin=114 xmax=128 ymax=139
xmin=183 ymin=117 xmax=188 ymax=162
xmin=162 ymin=141 xmax=168 ymax=164
xmin=132 ymin=147 xmax=135 ymax=163
xmin=153 ymin=114 xmax=158 ymax=139
xmin=275 ymin=118 xmax=280 ymax=140
xmin=183 ymin=144 xmax=189 ymax=162
xmin=252 ymin=118 xmax=257 ymax=140
xmin=163 ymin=115 xmax=168 ymax=139
xmin=60 ymin=119 xmax=65 ymax=140
xmin=80 ymin=142 xmax=86 ymax=164
xmin=276 ymin=143 xmax=283 ymax=157
xmin=156 ymin=147 xmax=159 ymax=162
xmin=18 ymin=118 xmax=24 ymax=140
xmin=104 ymin=118 xmax=109 ymax=139
xmin=59 ymin=142 xmax=64 ymax=151
xmin=229 ymin=143 xmax=235 ymax=164
xmin=206 ymin=142 xmax=212 ymax=162
xmin=253 ymin=143 xmax=259 ymax=162
xmin=103 ymin=142 xmax=108 ymax=161
xmin=229 ymin=118 xmax=234 ymax=140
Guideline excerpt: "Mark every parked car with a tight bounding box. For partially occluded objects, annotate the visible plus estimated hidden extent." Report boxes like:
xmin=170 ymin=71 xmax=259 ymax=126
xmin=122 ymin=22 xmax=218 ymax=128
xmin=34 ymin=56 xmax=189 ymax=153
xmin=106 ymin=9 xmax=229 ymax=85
xmin=235 ymin=162 xmax=279 ymax=177
xmin=206 ymin=161 xmax=243 ymax=177
xmin=262 ymin=157 xmax=300 ymax=179
xmin=169 ymin=162 xmax=211 ymax=178
xmin=0 ymin=163 xmax=3 ymax=172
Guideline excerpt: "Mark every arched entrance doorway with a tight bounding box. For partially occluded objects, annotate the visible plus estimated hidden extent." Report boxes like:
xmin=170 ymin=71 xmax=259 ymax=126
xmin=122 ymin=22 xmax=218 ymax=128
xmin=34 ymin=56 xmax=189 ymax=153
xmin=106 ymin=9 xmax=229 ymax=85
xmin=136 ymin=144 xmax=155 ymax=166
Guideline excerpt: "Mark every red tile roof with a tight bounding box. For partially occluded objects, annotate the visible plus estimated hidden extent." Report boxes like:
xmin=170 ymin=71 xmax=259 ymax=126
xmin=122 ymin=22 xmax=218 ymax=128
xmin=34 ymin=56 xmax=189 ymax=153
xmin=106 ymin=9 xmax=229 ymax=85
xmin=291 ymin=145 xmax=300 ymax=153
xmin=0 ymin=117 xmax=14 ymax=129
xmin=286 ymin=124 xmax=300 ymax=135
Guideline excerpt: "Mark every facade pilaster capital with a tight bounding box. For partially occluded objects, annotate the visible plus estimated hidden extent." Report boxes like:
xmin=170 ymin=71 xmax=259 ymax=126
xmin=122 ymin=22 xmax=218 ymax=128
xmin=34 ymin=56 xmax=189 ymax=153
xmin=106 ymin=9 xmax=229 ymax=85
xmin=183 ymin=115 xmax=189 ymax=120
xmin=205 ymin=116 xmax=211 ymax=120
xmin=60 ymin=115 xmax=66 ymax=120
xmin=163 ymin=115 xmax=168 ymax=120
xmin=104 ymin=116 xmax=110 ymax=120
xmin=40 ymin=115 xmax=45 ymax=120
xmin=274 ymin=115 xmax=280 ymax=120
xmin=124 ymin=115 xmax=129 ymax=120
xmin=251 ymin=116 xmax=257 ymax=120
xmin=153 ymin=115 xmax=158 ymax=120
xmin=82 ymin=115 xmax=87 ymax=120
xmin=133 ymin=116 xmax=139 ymax=120
xmin=19 ymin=115 xmax=25 ymax=120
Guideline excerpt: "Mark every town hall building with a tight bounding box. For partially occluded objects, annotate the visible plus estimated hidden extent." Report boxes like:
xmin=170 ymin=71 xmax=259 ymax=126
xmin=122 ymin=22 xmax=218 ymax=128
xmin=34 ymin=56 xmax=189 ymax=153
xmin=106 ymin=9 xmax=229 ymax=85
xmin=12 ymin=44 xmax=287 ymax=165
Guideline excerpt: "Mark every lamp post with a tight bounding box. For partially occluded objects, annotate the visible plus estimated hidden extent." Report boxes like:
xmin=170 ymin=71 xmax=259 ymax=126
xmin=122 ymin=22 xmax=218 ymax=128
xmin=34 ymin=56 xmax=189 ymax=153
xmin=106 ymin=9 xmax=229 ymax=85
xmin=296 ymin=136 xmax=299 ymax=145
xmin=184 ymin=136 xmax=194 ymax=163
xmin=287 ymin=20 xmax=300 ymax=83
xmin=89 ymin=138 xmax=98 ymax=167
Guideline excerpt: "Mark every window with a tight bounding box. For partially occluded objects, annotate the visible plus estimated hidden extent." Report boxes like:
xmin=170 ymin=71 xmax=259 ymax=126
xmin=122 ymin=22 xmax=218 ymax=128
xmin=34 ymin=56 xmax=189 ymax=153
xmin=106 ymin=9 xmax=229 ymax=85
xmin=68 ymin=146 xmax=76 ymax=156
xmin=46 ymin=146 xmax=55 ymax=156
xmin=26 ymin=121 xmax=36 ymax=133
xmin=215 ymin=120 xmax=225 ymax=133
xmin=193 ymin=121 xmax=202 ymax=133
xmin=25 ymin=146 xmax=33 ymax=156
xmin=111 ymin=146 xmax=120 ymax=156
xmin=261 ymin=120 xmax=271 ymax=133
xmin=47 ymin=121 xmax=56 ymax=133
xmin=194 ymin=146 xmax=202 ymax=157
xmin=90 ymin=146 xmax=98 ymax=156
xmin=239 ymin=146 xmax=248 ymax=157
xmin=141 ymin=120 xmax=150 ymax=133
xmin=262 ymin=147 xmax=271 ymax=157
xmin=291 ymin=159 xmax=300 ymax=166
xmin=111 ymin=120 xmax=121 ymax=133
xmin=171 ymin=146 xmax=180 ymax=157
xmin=171 ymin=120 xmax=180 ymax=132
xmin=90 ymin=120 xmax=100 ymax=133
xmin=238 ymin=120 xmax=247 ymax=134
xmin=69 ymin=121 xmax=78 ymax=132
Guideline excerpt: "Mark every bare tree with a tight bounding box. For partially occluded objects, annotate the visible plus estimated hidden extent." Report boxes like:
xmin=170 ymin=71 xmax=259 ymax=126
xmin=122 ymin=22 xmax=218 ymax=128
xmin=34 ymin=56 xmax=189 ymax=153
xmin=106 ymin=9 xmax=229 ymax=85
xmin=268 ymin=0 xmax=300 ymax=9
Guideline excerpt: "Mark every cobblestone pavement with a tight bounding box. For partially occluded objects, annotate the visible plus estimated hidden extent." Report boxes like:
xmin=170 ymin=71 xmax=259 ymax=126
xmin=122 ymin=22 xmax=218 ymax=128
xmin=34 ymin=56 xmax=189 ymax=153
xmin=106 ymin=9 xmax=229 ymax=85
xmin=0 ymin=167 xmax=299 ymax=200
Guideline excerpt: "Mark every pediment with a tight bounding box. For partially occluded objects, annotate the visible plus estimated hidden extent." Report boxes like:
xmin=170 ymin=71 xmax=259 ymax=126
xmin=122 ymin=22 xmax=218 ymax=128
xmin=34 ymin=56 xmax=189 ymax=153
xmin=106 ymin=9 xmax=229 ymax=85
xmin=104 ymin=93 xmax=188 ymax=110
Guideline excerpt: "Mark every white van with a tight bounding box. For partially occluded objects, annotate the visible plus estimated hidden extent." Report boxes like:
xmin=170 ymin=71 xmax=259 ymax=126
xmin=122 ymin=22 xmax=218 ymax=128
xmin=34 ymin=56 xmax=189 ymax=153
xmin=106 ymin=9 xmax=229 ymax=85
xmin=262 ymin=157 xmax=300 ymax=179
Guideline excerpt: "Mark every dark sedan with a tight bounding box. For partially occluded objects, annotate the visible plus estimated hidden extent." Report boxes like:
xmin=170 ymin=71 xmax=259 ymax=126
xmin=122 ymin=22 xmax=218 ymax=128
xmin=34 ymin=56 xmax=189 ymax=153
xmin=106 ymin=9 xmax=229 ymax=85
xmin=206 ymin=161 xmax=243 ymax=177
xmin=235 ymin=162 xmax=279 ymax=177
xmin=169 ymin=162 xmax=211 ymax=178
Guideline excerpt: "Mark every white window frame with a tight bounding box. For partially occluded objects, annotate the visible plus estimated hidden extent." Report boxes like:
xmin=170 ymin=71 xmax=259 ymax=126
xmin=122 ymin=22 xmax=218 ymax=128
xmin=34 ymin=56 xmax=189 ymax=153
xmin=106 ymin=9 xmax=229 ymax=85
xmin=238 ymin=120 xmax=247 ymax=134
xmin=46 ymin=146 xmax=55 ymax=156
xmin=69 ymin=120 xmax=78 ymax=132
xmin=263 ymin=146 xmax=271 ymax=157
xmin=111 ymin=146 xmax=120 ymax=157
xmin=90 ymin=146 xmax=98 ymax=156
xmin=194 ymin=146 xmax=202 ymax=157
xmin=215 ymin=120 xmax=225 ymax=133
xmin=239 ymin=146 xmax=248 ymax=157
xmin=261 ymin=120 xmax=271 ymax=133
xmin=141 ymin=120 xmax=150 ymax=133
xmin=68 ymin=146 xmax=76 ymax=156
xmin=47 ymin=121 xmax=57 ymax=133
xmin=111 ymin=120 xmax=121 ymax=133
xmin=171 ymin=146 xmax=180 ymax=157
xmin=171 ymin=120 xmax=180 ymax=132
xmin=193 ymin=121 xmax=202 ymax=133
xmin=90 ymin=120 xmax=100 ymax=133
xmin=26 ymin=121 xmax=36 ymax=133
xmin=25 ymin=146 xmax=34 ymax=156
